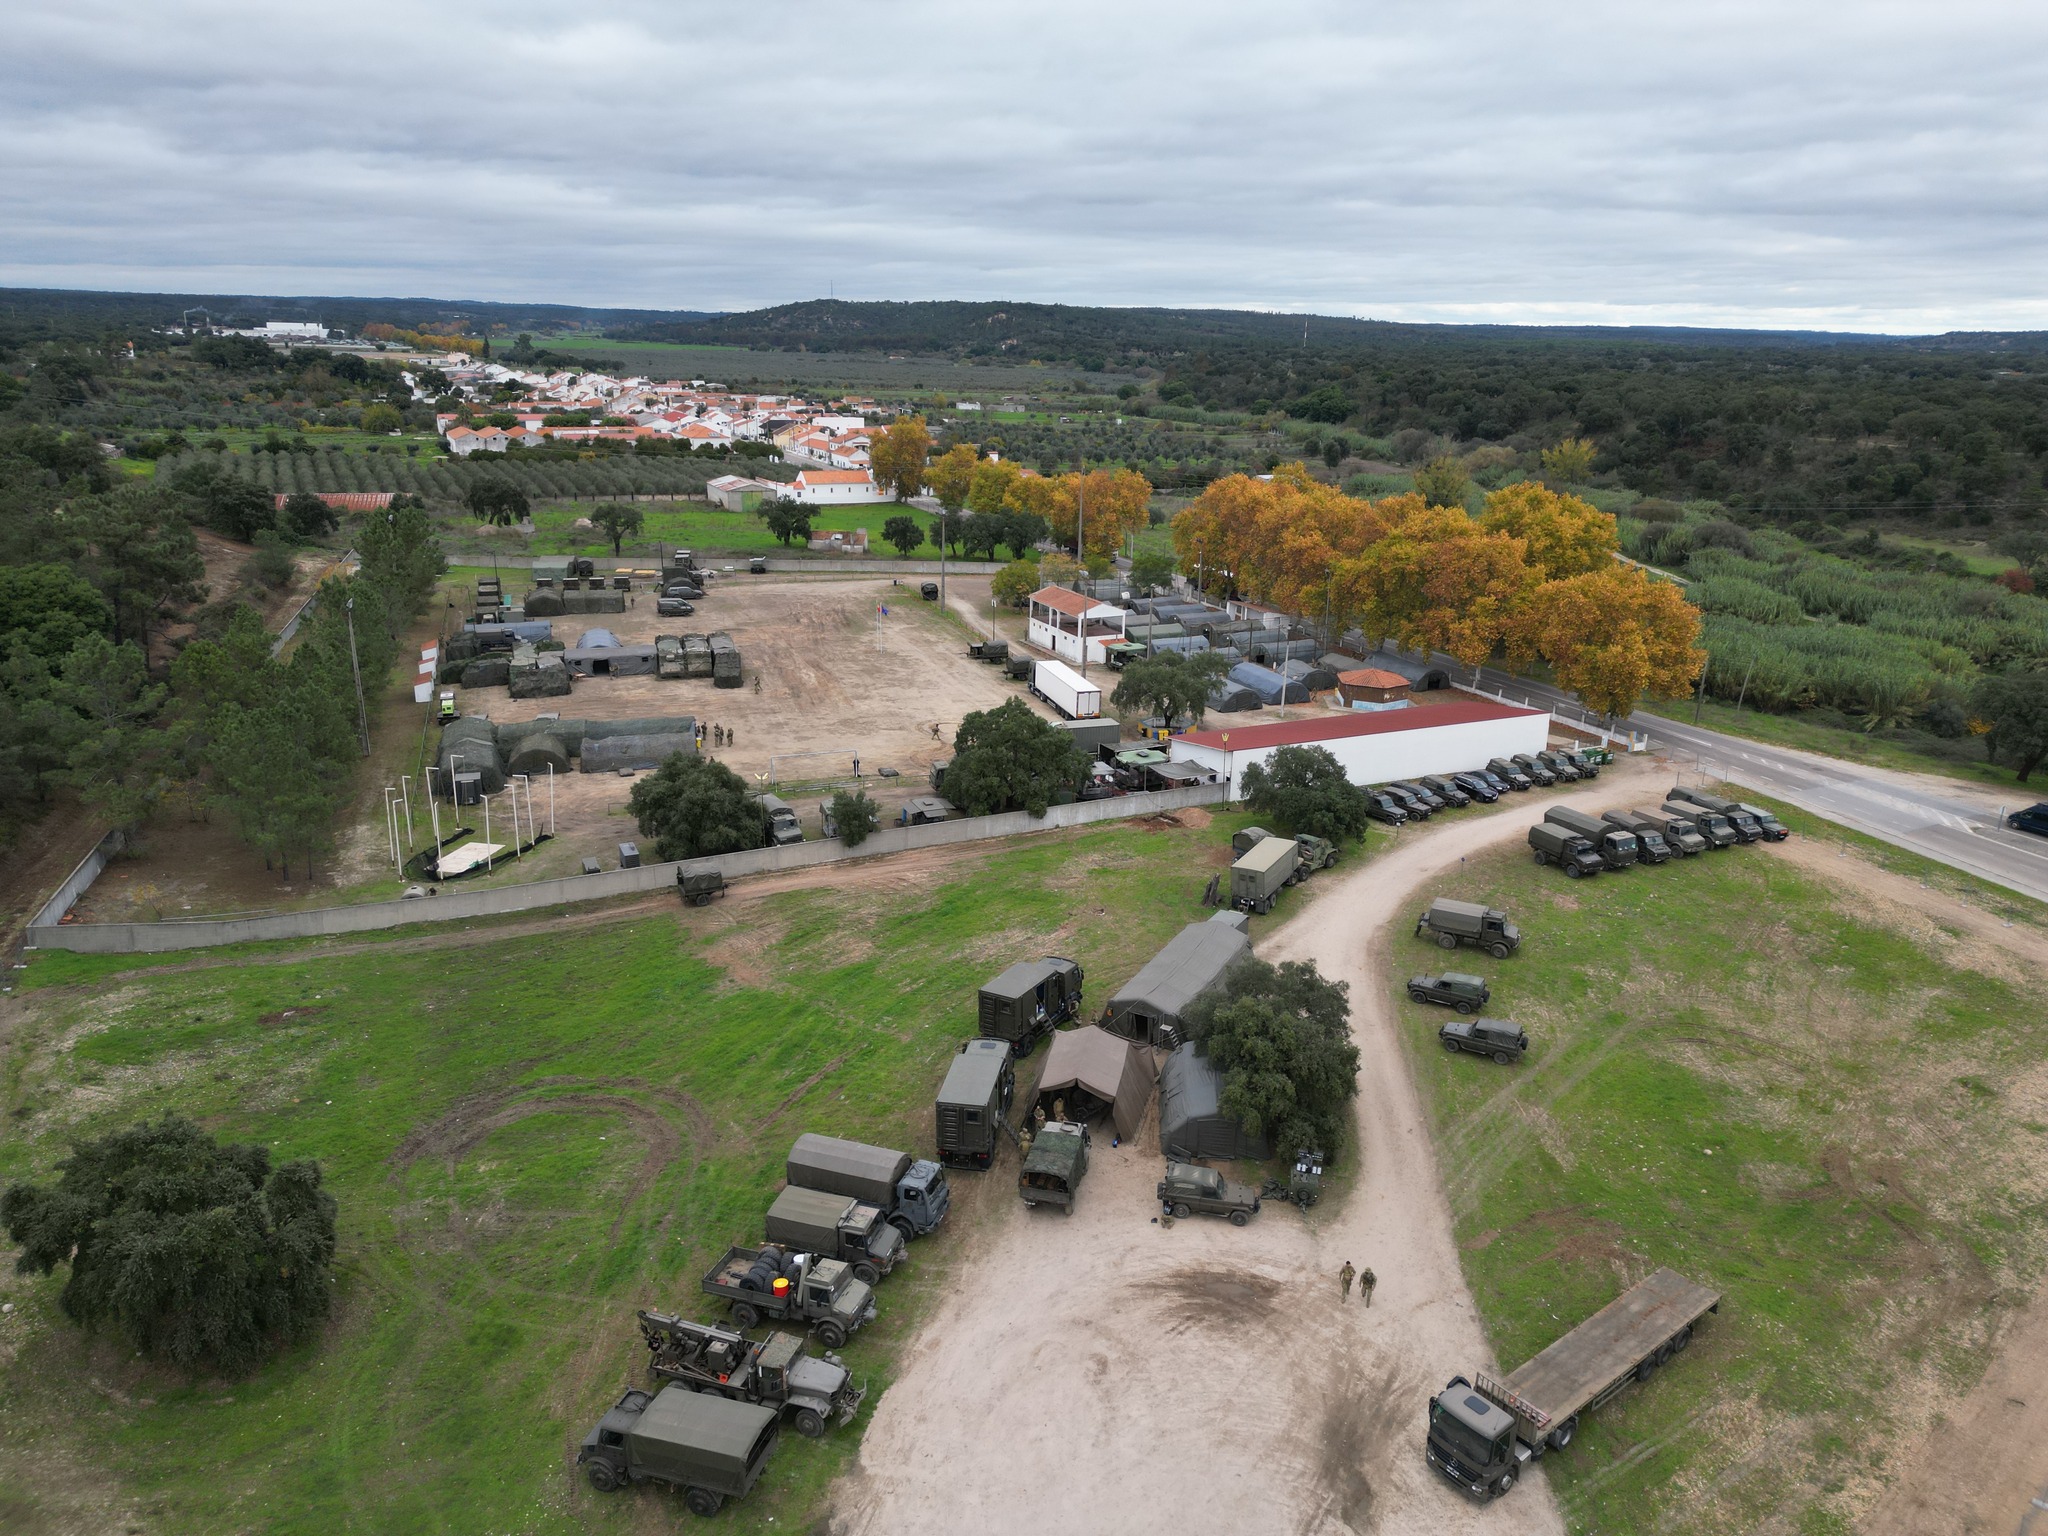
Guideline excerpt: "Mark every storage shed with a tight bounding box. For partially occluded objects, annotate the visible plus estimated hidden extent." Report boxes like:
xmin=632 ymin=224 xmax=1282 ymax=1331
xmin=1032 ymin=1026 xmax=1156 ymax=1141
xmin=1101 ymin=919 xmax=1251 ymax=1050
xmin=1158 ymin=1042 xmax=1272 ymax=1162
xmin=1206 ymin=679 xmax=1263 ymax=713
xmin=1362 ymin=646 xmax=1453 ymax=691
xmin=1337 ymin=667 xmax=1413 ymax=706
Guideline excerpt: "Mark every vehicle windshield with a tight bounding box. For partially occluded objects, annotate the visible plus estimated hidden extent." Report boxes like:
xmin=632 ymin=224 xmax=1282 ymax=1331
xmin=1430 ymin=1400 xmax=1501 ymax=1467
xmin=1610 ymin=833 xmax=1637 ymax=851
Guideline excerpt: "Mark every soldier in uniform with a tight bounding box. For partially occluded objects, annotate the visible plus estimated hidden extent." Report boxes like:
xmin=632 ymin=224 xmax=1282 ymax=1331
xmin=1361 ymin=1266 xmax=1377 ymax=1308
xmin=1339 ymin=1261 xmax=1356 ymax=1301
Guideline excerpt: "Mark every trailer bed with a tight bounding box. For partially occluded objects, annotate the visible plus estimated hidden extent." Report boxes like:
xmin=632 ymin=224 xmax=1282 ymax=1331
xmin=1499 ymin=1268 xmax=1720 ymax=1426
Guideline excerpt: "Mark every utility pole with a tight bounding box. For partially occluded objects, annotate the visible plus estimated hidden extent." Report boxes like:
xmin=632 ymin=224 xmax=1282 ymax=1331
xmin=939 ymin=504 xmax=948 ymax=613
xmin=1692 ymin=661 xmax=1709 ymax=725
xmin=1076 ymin=463 xmax=1087 ymax=678
xmin=344 ymin=597 xmax=371 ymax=756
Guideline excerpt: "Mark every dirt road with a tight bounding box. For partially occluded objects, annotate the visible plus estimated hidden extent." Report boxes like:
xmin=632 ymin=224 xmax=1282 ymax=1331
xmin=824 ymin=775 xmax=1687 ymax=1534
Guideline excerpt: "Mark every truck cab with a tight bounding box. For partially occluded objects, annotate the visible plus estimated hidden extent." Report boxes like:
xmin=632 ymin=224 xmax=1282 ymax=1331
xmin=891 ymin=1160 xmax=950 ymax=1235
xmin=1427 ymin=1379 xmax=1526 ymax=1499
xmin=1528 ymin=823 xmax=1605 ymax=878
xmin=758 ymin=794 xmax=803 ymax=846
xmin=436 ymin=690 xmax=458 ymax=722
xmin=1732 ymin=802 xmax=1788 ymax=841
xmin=1661 ymin=802 xmax=1737 ymax=849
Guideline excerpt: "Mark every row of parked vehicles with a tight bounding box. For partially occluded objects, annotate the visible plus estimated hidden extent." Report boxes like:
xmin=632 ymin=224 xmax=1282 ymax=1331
xmin=1528 ymin=785 xmax=1787 ymax=879
xmin=1364 ymin=748 xmax=1608 ymax=826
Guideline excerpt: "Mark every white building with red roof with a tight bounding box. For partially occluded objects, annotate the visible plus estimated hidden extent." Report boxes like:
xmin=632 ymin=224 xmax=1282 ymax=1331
xmin=1167 ymin=699 xmax=1550 ymax=798
xmin=1027 ymin=585 xmax=1128 ymax=665
xmin=786 ymin=468 xmax=884 ymax=505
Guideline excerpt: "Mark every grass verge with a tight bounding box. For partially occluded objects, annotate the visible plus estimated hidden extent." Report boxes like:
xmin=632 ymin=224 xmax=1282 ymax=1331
xmin=1641 ymin=697 xmax=2022 ymax=789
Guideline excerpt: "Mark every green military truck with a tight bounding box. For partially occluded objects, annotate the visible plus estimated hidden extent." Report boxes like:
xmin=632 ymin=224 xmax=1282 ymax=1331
xmin=786 ymin=1132 xmax=951 ymax=1239
xmin=1233 ymin=826 xmax=1338 ymax=871
xmin=1659 ymin=801 xmax=1738 ymax=849
xmin=638 ymin=1311 xmax=865 ymax=1438
xmin=935 ymin=1038 xmax=1014 ymax=1170
xmin=1545 ymin=807 xmax=1639 ymax=870
xmin=1019 ymin=1121 xmax=1089 ymax=1214
xmin=700 ymin=1245 xmax=877 ymax=1349
xmin=1670 ymin=785 xmax=1779 ymax=841
xmin=578 ymin=1384 xmax=779 ymax=1515
xmin=1416 ymin=898 xmax=1520 ymax=957
xmin=1427 ymin=1267 xmax=1721 ymax=1500
xmin=1231 ymin=835 xmax=1301 ymax=914
xmin=1631 ymin=806 xmax=1709 ymax=855
xmin=978 ymin=956 xmax=1085 ymax=1057
xmin=1527 ymin=822 xmax=1605 ymax=878
xmin=1158 ymin=1161 xmax=1262 ymax=1226
xmin=1600 ymin=810 xmax=1672 ymax=863
xmin=762 ymin=1186 xmax=904 ymax=1284
xmin=1439 ymin=1016 xmax=1528 ymax=1064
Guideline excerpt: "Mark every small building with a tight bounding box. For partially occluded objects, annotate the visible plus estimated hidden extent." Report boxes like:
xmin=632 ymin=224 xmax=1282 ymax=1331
xmin=1168 ymin=699 xmax=1550 ymax=799
xmin=1102 ymin=917 xmax=1252 ymax=1050
xmin=786 ymin=468 xmax=885 ymax=505
xmin=1336 ymin=667 xmax=1412 ymax=707
xmin=705 ymin=475 xmax=782 ymax=512
xmin=1158 ymin=1043 xmax=1271 ymax=1162
xmin=1026 ymin=586 xmax=1128 ymax=666
xmin=1032 ymin=1026 xmax=1157 ymax=1142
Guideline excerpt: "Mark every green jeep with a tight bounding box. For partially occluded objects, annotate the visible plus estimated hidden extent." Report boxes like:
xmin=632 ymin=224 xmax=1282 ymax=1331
xmin=1439 ymin=1016 xmax=1528 ymax=1064
xmin=1157 ymin=1161 xmax=1262 ymax=1226
xmin=1407 ymin=972 xmax=1490 ymax=1012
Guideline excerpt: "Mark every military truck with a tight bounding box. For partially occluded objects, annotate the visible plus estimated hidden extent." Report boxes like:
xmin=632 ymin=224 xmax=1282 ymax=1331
xmin=966 ymin=638 xmax=1009 ymax=663
xmin=638 ymin=1312 xmax=865 ymax=1438
xmin=1599 ymin=810 xmax=1672 ymax=863
xmin=935 ymin=1038 xmax=1014 ymax=1170
xmin=1631 ymin=806 xmax=1709 ymax=855
xmin=1231 ymin=835 xmax=1301 ymax=914
xmin=1669 ymin=786 xmax=1775 ymax=842
xmin=700 ymin=1245 xmax=877 ymax=1348
xmin=1019 ymin=1121 xmax=1089 ymax=1214
xmin=1157 ymin=1161 xmax=1262 ymax=1226
xmin=1416 ymin=898 xmax=1520 ymax=958
xmin=1293 ymin=833 xmax=1339 ymax=871
xmin=677 ymin=869 xmax=728 ymax=906
xmin=1439 ymin=1016 xmax=1527 ymax=1063
xmin=978 ymin=956 xmax=1085 ymax=1057
xmin=1407 ymin=972 xmax=1490 ymax=1012
xmin=1659 ymin=800 xmax=1738 ymax=849
xmin=1545 ymin=806 xmax=1639 ymax=870
xmin=1231 ymin=825 xmax=1277 ymax=857
xmin=578 ymin=1384 xmax=779 ymax=1514
xmin=763 ymin=1186 xmax=904 ymax=1284
xmin=787 ymin=1132 xmax=950 ymax=1238
xmin=1486 ymin=757 xmax=1534 ymax=791
xmin=1420 ymin=774 xmax=1473 ymax=807
xmin=1427 ymin=1268 xmax=1721 ymax=1500
xmin=758 ymin=794 xmax=803 ymax=847
xmin=1527 ymin=822 xmax=1604 ymax=878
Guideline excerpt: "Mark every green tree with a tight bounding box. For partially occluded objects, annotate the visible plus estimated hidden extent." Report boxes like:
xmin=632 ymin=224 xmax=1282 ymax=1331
xmin=80 ymin=487 xmax=206 ymax=652
xmin=591 ymin=503 xmax=645 ymax=556
xmin=1973 ymin=669 xmax=2048 ymax=781
xmin=1184 ymin=958 xmax=1359 ymax=1155
xmin=1239 ymin=745 xmax=1370 ymax=841
xmin=47 ymin=634 xmax=170 ymax=824
xmin=1 ymin=1114 xmax=337 ymax=1373
xmin=1540 ymin=436 xmax=1596 ymax=484
xmin=1111 ymin=651 xmax=1229 ymax=728
xmin=882 ymin=515 xmax=924 ymax=557
xmin=958 ymin=512 xmax=1005 ymax=560
xmin=465 ymin=477 xmax=529 ymax=526
xmin=991 ymin=558 xmax=1040 ymax=607
xmin=281 ymin=491 xmax=338 ymax=539
xmin=1128 ymin=550 xmax=1176 ymax=593
xmin=944 ymin=697 xmax=1087 ymax=817
xmin=1001 ymin=510 xmax=1049 ymax=560
xmin=360 ymin=402 xmax=403 ymax=434
xmin=355 ymin=496 xmax=444 ymax=639
xmin=760 ymin=498 xmax=813 ymax=547
xmin=1413 ymin=455 xmax=1471 ymax=510
xmin=828 ymin=788 xmax=880 ymax=846
xmin=628 ymin=752 xmax=771 ymax=860
xmin=0 ymin=563 xmax=111 ymax=659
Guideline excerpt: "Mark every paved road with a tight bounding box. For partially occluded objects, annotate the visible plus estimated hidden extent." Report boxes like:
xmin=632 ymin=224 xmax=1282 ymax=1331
xmin=1472 ymin=664 xmax=2048 ymax=904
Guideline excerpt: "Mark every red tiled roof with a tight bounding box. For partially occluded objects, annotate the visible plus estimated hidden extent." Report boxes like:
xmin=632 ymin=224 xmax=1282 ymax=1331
xmin=1178 ymin=699 xmax=1541 ymax=752
xmin=1029 ymin=586 xmax=1099 ymax=617
xmin=1336 ymin=668 xmax=1411 ymax=689
xmin=794 ymin=469 xmax=874 ymax=485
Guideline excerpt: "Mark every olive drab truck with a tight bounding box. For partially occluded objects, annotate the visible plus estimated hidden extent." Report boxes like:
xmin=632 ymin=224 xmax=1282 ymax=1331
xmin=1669 ymin=785 xmax=1779 ymax=841
xmin=637 ymin=1311 xmax=865 ymax=1438
xmin=578 ymin=1385 xmax=779 ymax=1516
xmin=1427 ymin=1267 xmax=1721 ymax=1501
xmin=786 ymin=1132 xmax=950 ymax=1239
xmin=1660 ymin=801 xmax=1738 ymax=849
xmin=1527 ymin=822 xmax=1605 ymax=879
xmin=1018 ymin=1121 xmax=1089 ymax=1214
xmin=978 ymin=956 xmax=1085 ymax=1058
xmin=762 ymin=1186 xmax=904 ymax=1284
xmin=1231 ymin=835 xmax=1301 ymax=914
xmin=1416 ymin=899 xmax=1520 ymax=958
xmin=699 ymin=1245 xmax=877 ymax=1349
xmin=1545 ymin=807 xmax=1639 ymax=870
xmin=1631 ymin=807 xmax=1709 ymax=856
xmin=935 ymin=1038 xmax=1014 ymax=1170
xmin=1600 ymin=810 xmax=1672 ymax=863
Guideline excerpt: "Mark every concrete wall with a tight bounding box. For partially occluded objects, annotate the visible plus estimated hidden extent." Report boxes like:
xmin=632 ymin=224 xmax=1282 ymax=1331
xmin=28 ymin=828 xmax=128 ymax=929
xmin=27 ymin=785 xmax=1227 ymax=955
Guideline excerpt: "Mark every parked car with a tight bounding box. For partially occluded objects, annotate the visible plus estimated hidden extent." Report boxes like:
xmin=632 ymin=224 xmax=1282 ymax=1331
xmin=1510 ymin=753 xmax=1557 ymax=787
xmin=1390 ymin=780 xmax=1447 ymax=812
xmin=1407 ymin=972 xmax=1491 ymax=1012
xmin=1477 ymin=768 xmax=1516 ymax=795
xmin=1364 ymin=791 xmax=1410 ymax=826
xmin=1439 ymin=1016 xmax=1529 ymax=1064
xmin=657 ymin=596 xmax=695 ymax=617
xmin=1381 ymin=783 xmax=1433 ymax=820
xmin=1451 ymin=771 xmax=1501 ymax=804
xmin=1157 ymin=1162 xmax=1262 ymax=1226
xmin=2009 ymin=803 xmax=2048 ymax=838
xmin=1536 ymin=751 xmax=1581 ymax=782
xmin=1486 ymin=758 xmax=1533 ymax=791
xmin=663 ymin=581 xmax=705 ymax=600
xmin=1561 ymin=749 xmax=1601 ymax=778
xmin=1420 ymin=774 xmax=1472 ymax=807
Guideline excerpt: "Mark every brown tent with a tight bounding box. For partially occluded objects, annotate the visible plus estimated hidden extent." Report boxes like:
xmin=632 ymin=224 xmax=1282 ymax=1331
xmin=1033 ymin=1025 xmax=1157 ymax=1141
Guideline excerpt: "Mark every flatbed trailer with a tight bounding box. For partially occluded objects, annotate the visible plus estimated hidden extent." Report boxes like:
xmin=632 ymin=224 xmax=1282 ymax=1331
xmin=1427 ymin=1267 xmax=1721 ymax=1499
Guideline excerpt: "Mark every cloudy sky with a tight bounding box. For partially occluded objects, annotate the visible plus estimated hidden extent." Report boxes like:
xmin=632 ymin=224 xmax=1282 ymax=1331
xmin=4 ymin=2 xmax=2045 ymax=331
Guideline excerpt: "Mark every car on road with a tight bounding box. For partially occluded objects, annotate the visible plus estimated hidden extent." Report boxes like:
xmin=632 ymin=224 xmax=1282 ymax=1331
xmin=1439 ymin=1016 xmax=1528 ymax=1064
xmin=2010 ymin=803 xmax=2048 ymax=838
xmin=1407 ymin=972 xmax=1490 ymax=1012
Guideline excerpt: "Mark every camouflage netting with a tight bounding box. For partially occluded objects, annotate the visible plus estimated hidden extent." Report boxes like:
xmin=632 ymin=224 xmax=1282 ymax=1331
xmin=497 ymin=716 xmax=588 ymax=756
xmin=561 ymin=590 xmax=625 ymax=615
xmin=709 ymin=632 xmax=742 ymax=689
xmin=522 ymin=589 xmax=565 ymax=617
xmin=437 ymin=717 xmax=506 ymax=795
xmin=581 ymin=733 xmax=697 ymax=773
xmin=461 ymin=657 xmax=510 ymax=689
xmin=581 ymin=716 xmax=696 ymax=743
xmin=682 ymin=634 xmax=713 ymax=678
xmin=508 ymin=653 xmax=572 ymax=700
xmin=506 ymin=732 xmax=569 ymax=776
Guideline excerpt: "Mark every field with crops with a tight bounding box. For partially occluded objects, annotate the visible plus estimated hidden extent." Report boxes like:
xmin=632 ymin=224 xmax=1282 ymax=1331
xmin=153 ymin=446 xmax=750 ymax=503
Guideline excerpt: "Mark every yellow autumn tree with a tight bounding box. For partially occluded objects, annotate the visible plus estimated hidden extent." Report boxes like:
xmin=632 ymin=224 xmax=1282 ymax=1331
xmin=1512 ymin=565 xmax=1704 ymax=718
xmin=1539 ymin=436 xmax=1596 ymax=485
xmin=1048 ymin=468 xmax=1152 ymax=560
xmin=966 ymin=457 xmax=1022 ymax=515
xmin=1479 ymin=481 xmax=1618 ymax=580
xmin=1338 ymin=497 xmax=1533 ymax=668
xmin=869 ymin=415 xmax=931 ymax=502
xmin=924 ymin=443 xmax=980 ymax=510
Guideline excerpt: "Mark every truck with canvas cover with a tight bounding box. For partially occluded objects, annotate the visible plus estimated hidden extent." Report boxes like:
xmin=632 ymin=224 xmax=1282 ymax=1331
xmin=577 ymin=1384 xmax=779 ymax=1514
xmin=677 ymin=869 xmax=728 ymax=907
xmin=1231 ymin=825 xmax=1277 ymax=858
xmin=1157 ymin=1161 xmax=1262 ymax=1226
xmin=1631 ymin=806 xmax=1709 ymax=855
xmin=700 ymin=1245 xmax=877 ymax=1348
xmin=1031 ymin=658 xmax=1102 ymax=720
xmin=967 ymin=638 xmax=1009 ymax=663
xmin=1528 ymin=821 xmax=1605 ymax=878
xmin=935 ymin=1038 xmax=1014 ymax=1170
xmin=1416 ymin=898 xmax=1520 ymax=957
xmin=763 ymin=1186 xmax=904 ymax=1283
xmin=758 ymin=793 xmax=802 ymax=846
xmin=1545 ymin=806 xmax=1639 ymax=869
xmin=1231 ymin=835 xmax=1301 ymax=914
xmin=1660 ymin=801 xmax=1738 ymax=849
xmin=1600 ymin=810 xmax=1672 ymax=863
xmin=1669 ymin=786 xmax=1776 ymax=841
xmin=638 ymin=1312 xmax=865 ymax=1438
xmin=1052 ymin=717 xmax=1120 ymax=755
xmin=1018 ymin=1122 xmax=1089 ymax=1214
xmin=786 ymin=1133 xmax=950 ymax=1238
xmin=977 ymin=956 xmax=1084 ymax=1057
xmin=1427 ymin=1267 xmax=1721 ymax=1500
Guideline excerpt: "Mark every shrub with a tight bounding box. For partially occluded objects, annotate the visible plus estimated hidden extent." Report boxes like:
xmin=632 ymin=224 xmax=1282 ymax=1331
xmin=829 ymin=788 xmax=880 ymax=846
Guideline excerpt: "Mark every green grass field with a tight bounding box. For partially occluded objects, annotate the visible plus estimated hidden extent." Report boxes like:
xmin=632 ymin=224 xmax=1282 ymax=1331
xmin=1400 ymin=806 xmax=2048 ymax=1533
xmin=520 ymin=500 xmax=951 ymax=560
xmin=0 ymin=811 xmax=1283 ymax=1534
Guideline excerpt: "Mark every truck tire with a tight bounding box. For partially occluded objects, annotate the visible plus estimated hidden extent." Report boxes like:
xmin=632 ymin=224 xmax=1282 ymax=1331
xmin=1228 ymin=1209 xmax=1249 ymax=1227
xmin=683 ymin=1487 xmax=723 ymax=1517
xmin=890 ymin=1215 xmax=916 ymax=1241
xmin=852 ymin=1260 xmax=880 ymax=1286
xmin=585 ymin=1459 xmax=623 ymax=1493
xmin=1671 ymin=1323 xmax=1694 ymax=1352
xmin=1491 ymin=1051 xmax=1510 ymax=1064
xmin=1441 ymin=1038 xmax=1461 ymax=1053
xmin=1408 ymin=988 xmax=1427 ymax=1003
xmin=1563 ymin=863 xmax=1583 ymax=879
xmin=1532 ymin=850 xmax=1548 ymax=866
xmin=1172 ymin=1202 xmax=1191 ymax=1219
xmin=1488 ymin=942 xmax=1511 ymax=960
xmin=815 ymin=1319 xmax=847 ymax=1350
xmin=1492 ymin=1471 xmax=1516 ymax=1497
xmin=1635 ymin=1355 xmax=1658 ymax=1382
xmin=731 ymin=1302 xmax=761 ymax=1331
xmin=1438 ymin=934 xmax=1457 ymax=950
xmin=792 ymin=1407 xmax=826 ymax=1439
xmin=1547 ymin=1416 xmax=1577 ymax=1451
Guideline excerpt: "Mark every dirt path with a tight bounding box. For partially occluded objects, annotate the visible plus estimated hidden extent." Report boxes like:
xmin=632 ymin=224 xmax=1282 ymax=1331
xmin=822 ymin=775 xmax=1696 ymax=1533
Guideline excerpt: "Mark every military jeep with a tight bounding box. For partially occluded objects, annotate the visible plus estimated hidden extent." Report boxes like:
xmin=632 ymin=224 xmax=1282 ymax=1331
xmin=1157 ymin=1161 xmax=1262 ymax=1226
xmin=1407 ymin=972 xmax=1491 ymax=1012
xmin=1439 ymin=1016 xmax=1528 ymax=1064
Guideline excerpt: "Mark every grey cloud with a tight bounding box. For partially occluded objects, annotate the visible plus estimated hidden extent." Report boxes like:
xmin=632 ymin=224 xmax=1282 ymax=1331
xmin=1 ymin=0 xmax=2045 ymax=328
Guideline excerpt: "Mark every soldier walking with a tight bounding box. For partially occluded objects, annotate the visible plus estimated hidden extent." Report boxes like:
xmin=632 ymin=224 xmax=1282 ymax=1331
xmin=1339 ymin=1261 xmax=1355 ymax=1301
xmin=1361 ymin=1266 xmax=1377 ymax=1308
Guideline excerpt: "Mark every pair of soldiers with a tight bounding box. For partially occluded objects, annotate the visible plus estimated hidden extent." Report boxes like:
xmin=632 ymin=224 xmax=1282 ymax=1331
xmin=1339 ymin=1261 xmax=1377 ymax=1307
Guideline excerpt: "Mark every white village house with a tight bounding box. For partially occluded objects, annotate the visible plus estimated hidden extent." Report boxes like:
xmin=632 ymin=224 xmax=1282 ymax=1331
xmin=1027 ymin=586 xmax=1128 ymax=665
